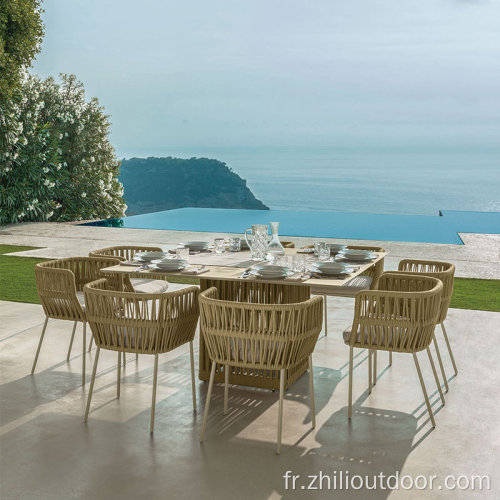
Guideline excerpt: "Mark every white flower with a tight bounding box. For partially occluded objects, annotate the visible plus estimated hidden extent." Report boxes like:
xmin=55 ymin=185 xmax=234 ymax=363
xmin=19 ymin=211 xmax=25 ymax=218
xmin=4 ymin=166 xmax=11 ymax=172
xmin=90 ymin=156 xmax=95 ymax=163
xmin=44 ymin=179 xmax=50 ymax=186
xmin=63 ymin=161 xmax=67 ymax=167
xmin=64 ymin=132 xmax=68 ymax=137
xmin=49 ymin=182 xmax=55 ymax=188
xmin=59 ymin=133 xmax=63 ymax=140
xmin=56 ymin=164 xmax=61 ymax=170
xmin=81 ymin=192 xmax=87 ymax=198
xmin=12 ymin=152 xmax=18 ymax=159
xmin=46 ymin=211 xmax=54 ymax=219
xmin=5 ymin=152 xmax=9 ymax=158
xmin=43 ymin=167 xmax=49 ymax=173
xmin=55 ymin=203 xmax=62 ymax=209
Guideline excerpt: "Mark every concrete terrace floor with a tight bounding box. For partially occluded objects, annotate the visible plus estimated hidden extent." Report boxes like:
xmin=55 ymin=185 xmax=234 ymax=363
xmin=1 ymin=294 xmax=499 ymax=499
xmin=1 ymin=222 xmax=500 ymax=499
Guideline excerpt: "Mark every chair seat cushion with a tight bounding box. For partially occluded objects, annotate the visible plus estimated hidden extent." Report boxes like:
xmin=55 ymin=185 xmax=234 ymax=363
xmin=76 ymin=291 xmax=86 ymax=311
xmin=328 ymin=276 xmax=372 ymax=297
xmin=131 ymin=278 xmax=169 ymax=294
xmin=343 ymin=325 xmax=394 ymax=349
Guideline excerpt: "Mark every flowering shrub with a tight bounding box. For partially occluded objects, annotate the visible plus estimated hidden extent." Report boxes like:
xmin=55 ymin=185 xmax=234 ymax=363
xmin=0 ymin=74 xmax=126 ymax=224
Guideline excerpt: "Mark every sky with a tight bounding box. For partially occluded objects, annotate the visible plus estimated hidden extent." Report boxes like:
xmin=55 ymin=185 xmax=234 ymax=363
xmin=33 ymin=0 xmax=500 ymax=157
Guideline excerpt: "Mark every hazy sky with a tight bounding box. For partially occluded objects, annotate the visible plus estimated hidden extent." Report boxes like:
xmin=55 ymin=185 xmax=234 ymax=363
xmin=33 ymin=0 xmax=500 ymax=157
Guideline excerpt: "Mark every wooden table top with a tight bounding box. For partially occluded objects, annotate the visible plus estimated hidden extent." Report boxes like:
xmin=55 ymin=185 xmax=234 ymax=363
xmin=101 ymin=248 xmax=386 ymax=295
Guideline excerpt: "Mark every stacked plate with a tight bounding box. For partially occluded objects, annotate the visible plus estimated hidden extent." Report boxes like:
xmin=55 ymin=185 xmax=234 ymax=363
xmin=181 ymin=241 xmax=210 ymax=252
xmin=336 ymin=249 xmax=377 ymax=262
xmin=250 ymin=264 xmax=291 ymax=279
xmin=134 ymin=251 xmax=169 ymax=262
xmin=327 ymin=243 xmax=346 ymax=255
xmin=151 ymin=258 xmax=187 ymax=271
xmin=310 ymin=261 xmax=354 ymax=276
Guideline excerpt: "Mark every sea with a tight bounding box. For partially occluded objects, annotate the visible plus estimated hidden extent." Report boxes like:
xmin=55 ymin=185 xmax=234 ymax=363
xmin=127 ymin=147 xmax=500 ymax=216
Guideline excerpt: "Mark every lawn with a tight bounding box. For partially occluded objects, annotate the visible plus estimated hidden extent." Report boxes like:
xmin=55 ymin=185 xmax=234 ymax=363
xmin=0 ymin=244 xmax=498 ymax=311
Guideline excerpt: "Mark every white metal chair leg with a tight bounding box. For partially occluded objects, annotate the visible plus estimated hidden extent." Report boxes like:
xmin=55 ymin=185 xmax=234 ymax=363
xmin=189 ymin=341 xmax=197 ymax=412
xmin=389 ymin=351 xmax=392 ymax=366
xmin=31 ymin=317 xmax=49 ymax=374
xmin=323 ymin=295 xmax=328 ymax=336
xmin=224 ymin=365 xmax=229 ymax=415
xmin=348 ymin=347 xmax=354 ymax=419
xmin=200 ymin=361 xmax=216 ymax=443
xmin=150 ymin=354 xmax=159 ymax=433
xmin=308 ymin=355 xmax=316 ymax=428
xmin=368 ymin=350 xmax=373 ymax=394
xmin=276 ymin=368 xmax=285 ymax=454
xmin=84 ymin=347 xmax=100 ymax=422
xmin=426 ymin=347 xmax=445 ymax=406
xmin=67 ymin=321 xmax=78 ymax=360
xmin=82 ymin=322 xmax=86 ymax=386
xmin=413 ymin=353 xmax=436 ymax=427
xmin=433 ymin=333 xmax=449 ymax=392
xmin=441 ymin=323 xmax=458 ymax=376
xmin=117 ymin=351 xmax=121 ymax=399
xmin=373 ymin=350 xmax=377 ymax=385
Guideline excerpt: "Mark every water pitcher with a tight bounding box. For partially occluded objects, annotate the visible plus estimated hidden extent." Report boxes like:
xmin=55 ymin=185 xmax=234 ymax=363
xmin=244 ymin=224 xmax=269 ymax=260
xmin=266 ymin=221 xmax=285 ymax=261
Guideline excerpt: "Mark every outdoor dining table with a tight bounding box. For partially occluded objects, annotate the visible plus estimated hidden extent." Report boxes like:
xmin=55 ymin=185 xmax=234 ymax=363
xmin=101 ymin=248 xmax=386 ymax=390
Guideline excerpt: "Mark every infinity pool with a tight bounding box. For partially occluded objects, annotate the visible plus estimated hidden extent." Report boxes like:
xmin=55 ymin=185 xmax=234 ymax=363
xmin=81 ymin=208 xmax=500 ymax=244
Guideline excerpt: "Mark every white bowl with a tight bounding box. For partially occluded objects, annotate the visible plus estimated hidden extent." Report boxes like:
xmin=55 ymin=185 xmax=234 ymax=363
xmin=135 ymin=251 xmax=168 ymax=262
xmin=252 ymin=264 xmax=290 ymax=274
xmin=152 ymin=258 xmax=187 ymax=269
xmin=311 ymin=262 xmax=354 ymax=275
xmin=338 ymin=250 xmax=376 ymax=261
xmin=182 ymin=241 xmax=210 ymax=249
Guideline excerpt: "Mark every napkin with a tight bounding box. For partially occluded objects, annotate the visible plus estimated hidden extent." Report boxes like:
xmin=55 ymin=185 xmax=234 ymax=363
xmin=181 ymin=266 xmax=210 ymax=275
xmin=285 ymin=273 xmax=310 ymax=282
xmin=120 ymin=260 xmax=143 ymax=266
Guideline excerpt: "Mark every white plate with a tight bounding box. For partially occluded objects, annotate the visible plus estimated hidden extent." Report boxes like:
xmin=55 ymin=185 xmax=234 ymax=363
xmin=251 ymin=270 xmax=290 ymax=279
xmin=181 ymin=241 xmax=210 ymax=249
xmin=337 ymin=251 xmax=376 ymax=261
xmin=135 ymin=251 xmax=169 ymax=262
xmin=150 ymin=263 xmax=187 ymax=272
xmin=251 ymin=264 xmax=291 ymax=274
xmin=151 ymin=258 xmax=187 ymax=270
xmin=311 ymin=262 xmax=354 ymax=275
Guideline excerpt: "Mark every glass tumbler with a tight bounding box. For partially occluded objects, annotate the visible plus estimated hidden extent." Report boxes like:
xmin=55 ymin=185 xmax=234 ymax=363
xmin=214 ymin=238 xmax=225 ymax=254
xmin=292 ymin=254 xmax=306 ymax=273
xmin=314 ymin=242 xmax=330 ymax=261
xmin=228 ymin=237 xmax=241 ymax=252
xmin=176 ymin=247 xmax=190 ymax=261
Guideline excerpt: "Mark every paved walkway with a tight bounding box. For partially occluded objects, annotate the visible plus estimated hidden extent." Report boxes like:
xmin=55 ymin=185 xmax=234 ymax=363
xmin=1 ymin=222 xmax=499 ymax=278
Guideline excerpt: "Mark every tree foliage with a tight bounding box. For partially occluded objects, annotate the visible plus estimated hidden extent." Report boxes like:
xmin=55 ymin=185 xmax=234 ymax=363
xmin=0 ymin=74 xmax=127 ymax=225
xmin=0 ymin=0 xmax=44 ymax=98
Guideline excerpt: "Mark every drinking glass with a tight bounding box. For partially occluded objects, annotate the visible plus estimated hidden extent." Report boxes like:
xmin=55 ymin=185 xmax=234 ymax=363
xmin=292 ymin=254 xmax=306 ymax=273
xmin=314 ymin=242 xmax=330 ymax=261
xmin=275 ymin=255 xmax=290 ymax=268
xmin=228 ymin=237 xmax=241 ymax=252
xmin=176 ymin=247 xmax=189 ymax=261
xmin=214 ymin=238 xmax=225 ymax=254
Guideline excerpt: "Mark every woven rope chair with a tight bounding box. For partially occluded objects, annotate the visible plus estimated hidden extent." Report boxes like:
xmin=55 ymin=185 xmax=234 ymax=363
xmin=344 ymin=273 xmax=443 ymax=427
xmin=32 ymin=256 xmax=123 ymax=385
xmin=83 ymin=279 xmax=200 ymax=433
xmin=300 ymin=244 xmax=385 ymax=337
xmin=198 ymin=287 xmax=323 ymax=454
xmin=396 ymin=259 xmax=456 ymax=392
xmin=89 ymin=245 xmax=169 ymax=294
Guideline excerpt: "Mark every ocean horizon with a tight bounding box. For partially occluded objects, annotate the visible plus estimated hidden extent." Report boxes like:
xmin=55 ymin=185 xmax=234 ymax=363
xmin=119 ymin=147 xmax=500 ymax=217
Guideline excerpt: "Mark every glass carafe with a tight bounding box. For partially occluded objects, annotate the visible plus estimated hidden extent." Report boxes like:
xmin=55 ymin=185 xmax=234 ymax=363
xmin=266 ymin=222 xmax=285 ymax=261
xmin=244 ymin=224 xmax=269 ymax=260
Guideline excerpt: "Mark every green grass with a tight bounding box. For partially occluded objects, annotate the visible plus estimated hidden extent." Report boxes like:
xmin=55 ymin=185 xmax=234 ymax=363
xmin=0 ymin=244 xmax=498 ymax=311
xmin=450 ymin=277 xmax=500 ymax=312
xmin=0 ymin=245 xmax=48 ymax=304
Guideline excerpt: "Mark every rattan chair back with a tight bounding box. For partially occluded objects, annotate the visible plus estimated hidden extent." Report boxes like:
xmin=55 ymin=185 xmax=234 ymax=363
xmin=346 ymin=245 xmax=385 ymax=289
xmin=398 ymin=259 xmax=455 ymax=323
xmin=89 ymin=245 xmax=163 ymax=262
xmin=347 ymin=273 xmax=442 ymax=353
xmin=199 ymin=287 xmax=323 ymax=371
xmin=35 ymin=257 xmax=122 ymax=322
xmin=84 ymin=279 xmax=200 ymax=355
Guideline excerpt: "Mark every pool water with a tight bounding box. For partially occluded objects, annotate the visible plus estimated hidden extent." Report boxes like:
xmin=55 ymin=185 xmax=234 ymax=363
xmin=81 ymin=208 xmax=500 ymax=244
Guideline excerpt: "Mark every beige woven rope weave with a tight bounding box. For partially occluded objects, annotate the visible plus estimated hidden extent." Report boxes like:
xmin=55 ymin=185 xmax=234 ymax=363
xmin=397 ymin=259 xmax=457 ymax=391
xmin=83 ymin=278 xmax=200 ymax=433
xmin=32 ymin=256 xmax=123 ymax=385
xmin=89 ymin=245 xmax=163 ymax=262
xmin=345 ymin=272 xmax=443 ymax=427
xmin=198 ymin=287 xmax=323 ymax=453
xmin=198 ymin=279 xmax=311 ymax=389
